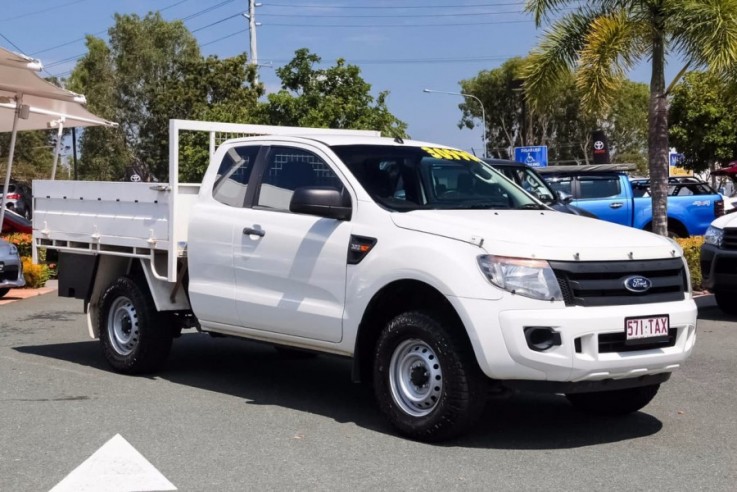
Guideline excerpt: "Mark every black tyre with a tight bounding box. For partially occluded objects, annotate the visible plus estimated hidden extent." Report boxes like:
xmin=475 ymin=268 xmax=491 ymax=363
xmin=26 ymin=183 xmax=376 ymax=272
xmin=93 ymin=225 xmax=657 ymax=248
xmin=0 ymin=288 xmax=9 ymax=298
xmin=98 ymin=276 xmax=173 ymax=374
xmin=566 ymin=384 xmax=660 ymax=416
xmin=714 ymin=289 xmax=737 ymax=315
xmin=373 ymin=311 xmax=487 ymax=442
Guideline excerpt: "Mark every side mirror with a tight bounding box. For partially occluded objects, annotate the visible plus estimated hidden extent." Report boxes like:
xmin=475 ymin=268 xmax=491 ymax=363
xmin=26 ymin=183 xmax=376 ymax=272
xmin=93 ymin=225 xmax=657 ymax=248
xmin=557 ymin=190 xmax=573 ymax=204
xmin=534 ymin=190 xmax=554 ymax=204
xmin=290 ymin=187 xmax=352 ymax=220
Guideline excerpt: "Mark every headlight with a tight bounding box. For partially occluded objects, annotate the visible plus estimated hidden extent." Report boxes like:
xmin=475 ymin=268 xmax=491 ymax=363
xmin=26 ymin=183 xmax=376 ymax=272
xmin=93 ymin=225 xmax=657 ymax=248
xmin=704 ymin=225 xmax=724 ymax=247
xmin=477 ymin=255 xmax=563 ymax=301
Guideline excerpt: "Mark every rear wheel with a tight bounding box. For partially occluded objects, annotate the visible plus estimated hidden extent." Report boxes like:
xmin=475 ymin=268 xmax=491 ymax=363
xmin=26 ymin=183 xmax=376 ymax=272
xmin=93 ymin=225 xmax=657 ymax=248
xmin=566 ymin=384 xmax=660 ymax=416
xmin=714 ymin=289 xmax=737 ymax=315
xmin=98 ymin=276 xmax=173 ymax=374
xmin=373 ymin=311 xmax=486 ymax=442
xmin=643 ymin=222 xmax=686 ymax=239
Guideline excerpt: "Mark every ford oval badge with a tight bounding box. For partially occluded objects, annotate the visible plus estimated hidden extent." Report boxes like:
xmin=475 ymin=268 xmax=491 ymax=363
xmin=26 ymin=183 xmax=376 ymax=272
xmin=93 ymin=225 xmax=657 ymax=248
xmin=624 ymin=276 xmax=652 ymax=293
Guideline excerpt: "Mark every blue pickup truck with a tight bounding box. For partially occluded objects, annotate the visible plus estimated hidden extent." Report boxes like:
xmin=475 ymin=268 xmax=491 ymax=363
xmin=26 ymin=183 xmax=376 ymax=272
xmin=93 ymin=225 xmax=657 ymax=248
xmin=539 ymin=166 xmax=724 ymax=237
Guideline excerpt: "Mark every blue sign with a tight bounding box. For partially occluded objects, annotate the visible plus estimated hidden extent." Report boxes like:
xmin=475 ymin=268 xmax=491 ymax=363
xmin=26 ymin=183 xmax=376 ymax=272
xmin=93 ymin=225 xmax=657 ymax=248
xmin=669 ymin=152 xmax=685 ymax=167
xmin=514 ymin=146 xmax=548 ymax=168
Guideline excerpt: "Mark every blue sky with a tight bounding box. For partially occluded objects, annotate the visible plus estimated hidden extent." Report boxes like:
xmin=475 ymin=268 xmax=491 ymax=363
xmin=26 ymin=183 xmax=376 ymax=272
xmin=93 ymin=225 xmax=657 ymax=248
xmin=1 ymin=0 xmax=677 ymax=155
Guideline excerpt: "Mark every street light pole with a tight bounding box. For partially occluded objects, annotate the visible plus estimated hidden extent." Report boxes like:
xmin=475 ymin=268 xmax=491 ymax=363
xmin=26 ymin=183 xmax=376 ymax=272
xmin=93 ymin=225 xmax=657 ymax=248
xmin=423 ymin=88 xmax=487 ymax=158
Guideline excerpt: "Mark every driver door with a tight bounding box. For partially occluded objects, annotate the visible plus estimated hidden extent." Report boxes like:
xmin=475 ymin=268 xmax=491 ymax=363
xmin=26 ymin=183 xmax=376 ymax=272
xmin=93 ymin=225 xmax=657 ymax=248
xmin=233 ymin=145 xmax=351 ymax=343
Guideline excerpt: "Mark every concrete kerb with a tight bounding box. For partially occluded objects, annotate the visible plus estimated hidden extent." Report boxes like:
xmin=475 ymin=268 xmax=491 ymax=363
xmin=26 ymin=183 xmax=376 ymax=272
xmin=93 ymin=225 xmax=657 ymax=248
xmin=0 ymin=279 xmax=58 ymax=306
xmin=694 ymin=292 xmax=716 ymax=310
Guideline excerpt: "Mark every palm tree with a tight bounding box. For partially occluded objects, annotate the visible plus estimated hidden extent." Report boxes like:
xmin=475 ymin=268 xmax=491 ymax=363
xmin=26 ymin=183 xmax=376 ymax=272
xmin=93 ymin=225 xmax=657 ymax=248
xmin=523 ymin=0 xmax=737 ymax=236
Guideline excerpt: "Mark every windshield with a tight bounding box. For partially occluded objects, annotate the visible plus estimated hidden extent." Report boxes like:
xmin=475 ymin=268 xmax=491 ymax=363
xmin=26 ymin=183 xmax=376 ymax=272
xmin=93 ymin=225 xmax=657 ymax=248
xmin=492 ymin=165 xmax=556 ymax=204
xmin=331 ymin=145 xmax=543 ymax=211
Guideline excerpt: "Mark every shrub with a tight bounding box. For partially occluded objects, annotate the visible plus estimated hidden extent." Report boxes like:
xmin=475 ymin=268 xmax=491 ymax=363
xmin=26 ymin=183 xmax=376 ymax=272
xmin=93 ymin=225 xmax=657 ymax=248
xmin=1 ymin=232 xmax=46 ymax=262
xmin=676 ymin=236 xmax=704 ymax=291
xmin=21 ymin=257 xmax=50 ymax=288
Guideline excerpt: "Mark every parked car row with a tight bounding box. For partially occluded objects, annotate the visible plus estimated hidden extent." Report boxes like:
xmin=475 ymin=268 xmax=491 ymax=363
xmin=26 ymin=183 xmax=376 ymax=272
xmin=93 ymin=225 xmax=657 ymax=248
xmin=472 ymin=161 xmax=727 ymax=236
xmin=538 ymin=166 xmax=723 ymax=237
xmin=1 ymin=181 xmax=32 ymax=219
xmin=483 ymin=159 xmax=598 ymax=218
xmin=1 ymin=182 xmax=31 ymax=297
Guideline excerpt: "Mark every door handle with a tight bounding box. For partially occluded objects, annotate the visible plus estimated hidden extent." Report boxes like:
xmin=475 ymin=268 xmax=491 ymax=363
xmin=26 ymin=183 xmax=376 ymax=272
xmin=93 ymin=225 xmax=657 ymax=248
xmin=610 ymin=202 xmax=623 ymax=209
xmin=243 ymin=227 xmax=265 ymax=237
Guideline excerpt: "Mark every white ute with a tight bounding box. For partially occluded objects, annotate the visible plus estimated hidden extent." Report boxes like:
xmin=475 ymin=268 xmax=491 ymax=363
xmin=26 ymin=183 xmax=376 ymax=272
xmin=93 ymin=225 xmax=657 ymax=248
xmin=33 ymin=120 xmax=697 ymax=441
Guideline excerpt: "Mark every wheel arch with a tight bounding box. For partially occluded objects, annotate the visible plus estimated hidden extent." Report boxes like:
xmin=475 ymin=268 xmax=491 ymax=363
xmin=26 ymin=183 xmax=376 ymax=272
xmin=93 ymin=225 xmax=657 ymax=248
xmin=86 ymin=257 xmax=190 ymax=338
xmin=352 ymin=279 xmax=474 ymax=383
xmin=642 ymin=218 xmax=689 ymax=238
xmin=86 ymin=256 xmax=133 ymax=339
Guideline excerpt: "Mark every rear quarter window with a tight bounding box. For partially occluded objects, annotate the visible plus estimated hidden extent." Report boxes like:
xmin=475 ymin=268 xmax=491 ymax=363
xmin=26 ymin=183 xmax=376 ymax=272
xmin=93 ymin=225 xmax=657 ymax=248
xmin=577 ymin=176 xmax=621 ymax=199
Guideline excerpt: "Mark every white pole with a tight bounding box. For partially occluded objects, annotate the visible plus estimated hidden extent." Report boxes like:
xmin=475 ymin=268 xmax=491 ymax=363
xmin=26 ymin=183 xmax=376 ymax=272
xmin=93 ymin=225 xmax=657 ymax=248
xmin=0 ymin=94 xmax=24 ymax=233
xmin=249 ymin=0 xmax=258 ymax=70
xmin=244 ymin=0 xmax=260 ymax=85
xmin=50 ymin=118 xmax=65 ymax=180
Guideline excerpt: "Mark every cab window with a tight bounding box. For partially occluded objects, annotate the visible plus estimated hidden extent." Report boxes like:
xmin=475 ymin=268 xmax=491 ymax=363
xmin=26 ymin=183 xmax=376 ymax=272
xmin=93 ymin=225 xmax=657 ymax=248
xmin=212 ymin=145 xmax=261 ymax=207
xmin=256 ymin=146 xmax=345 ymax=212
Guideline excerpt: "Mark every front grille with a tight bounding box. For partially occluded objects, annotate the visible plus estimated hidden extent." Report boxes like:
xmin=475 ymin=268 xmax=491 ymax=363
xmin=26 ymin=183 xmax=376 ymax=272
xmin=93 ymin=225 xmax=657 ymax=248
xmin=597 ymin=328 xmax=678 ymax=353
xmin=549 ymin=258 xmax=686 ymax=307
xmin=723 ymin=228 xmax=737 ymax=250
xmin=0 ymin=265 xmax=19 ymax=282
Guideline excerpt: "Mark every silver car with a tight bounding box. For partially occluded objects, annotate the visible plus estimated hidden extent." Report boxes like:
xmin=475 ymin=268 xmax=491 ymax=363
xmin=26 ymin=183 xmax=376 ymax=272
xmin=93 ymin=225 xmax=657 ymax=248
xmin=0 ymin=238 xmax=25 ymax=297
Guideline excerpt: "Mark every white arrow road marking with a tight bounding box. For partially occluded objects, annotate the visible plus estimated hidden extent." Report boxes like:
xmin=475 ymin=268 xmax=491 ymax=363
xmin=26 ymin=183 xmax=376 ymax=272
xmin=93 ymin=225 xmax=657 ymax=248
xmin=49 ymin=434 xmax=177 ymax=492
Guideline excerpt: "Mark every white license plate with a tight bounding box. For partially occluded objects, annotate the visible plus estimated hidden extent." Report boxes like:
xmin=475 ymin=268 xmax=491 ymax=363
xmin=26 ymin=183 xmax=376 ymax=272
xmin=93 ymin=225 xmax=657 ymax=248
xmin=625 ymin=315 xmax=670 ymax=342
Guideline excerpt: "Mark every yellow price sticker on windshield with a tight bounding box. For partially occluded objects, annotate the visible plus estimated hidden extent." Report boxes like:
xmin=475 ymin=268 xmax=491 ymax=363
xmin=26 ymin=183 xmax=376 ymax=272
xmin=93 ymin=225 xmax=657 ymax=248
xmin=422 ymin=147 xmax=482 ymax=162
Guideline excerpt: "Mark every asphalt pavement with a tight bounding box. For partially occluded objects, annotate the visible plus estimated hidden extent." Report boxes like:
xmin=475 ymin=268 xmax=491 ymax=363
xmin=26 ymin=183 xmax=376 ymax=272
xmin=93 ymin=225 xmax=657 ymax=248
xmin=1 ymin=291 xmax=735 ymax=491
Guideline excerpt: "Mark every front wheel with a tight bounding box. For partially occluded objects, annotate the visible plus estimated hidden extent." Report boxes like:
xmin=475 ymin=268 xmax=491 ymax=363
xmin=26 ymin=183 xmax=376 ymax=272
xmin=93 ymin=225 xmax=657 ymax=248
xmin=98 ymin=276 xmax=173 ymax=374
xmin=373 ymin=311 xmax=486 ymax=442
xmin=565 ymin=384 xmax=660 ymax=416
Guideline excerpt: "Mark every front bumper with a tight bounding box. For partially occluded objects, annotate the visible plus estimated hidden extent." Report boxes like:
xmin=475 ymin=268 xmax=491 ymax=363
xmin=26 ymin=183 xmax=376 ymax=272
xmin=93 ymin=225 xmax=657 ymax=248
xmin=450 ymin=295 xmax=697 ymax=384
xmin=700 ymin=243 xmax=737 ymax=291
xmin=0 ymin=257 xmax=25 ymax=289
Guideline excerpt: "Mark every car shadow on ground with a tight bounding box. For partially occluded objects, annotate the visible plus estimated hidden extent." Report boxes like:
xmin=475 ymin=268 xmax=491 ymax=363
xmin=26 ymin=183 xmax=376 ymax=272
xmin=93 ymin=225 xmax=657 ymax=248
xmin=696 ymin=305 xmax=735 ymax=322
xmin=15 ymin=331 xmax=663 ymax=449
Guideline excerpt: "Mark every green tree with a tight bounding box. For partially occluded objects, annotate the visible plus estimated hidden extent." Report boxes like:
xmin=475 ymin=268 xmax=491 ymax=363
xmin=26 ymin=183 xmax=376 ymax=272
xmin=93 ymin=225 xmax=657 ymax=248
xmin=260 ymin=49 xmax=408 ymax=137
xmin=458 ymin=57 xmax=530 ymax=158
xmin=69 ymin=13 xmax=262 ymax=181
xmin=459 ymin=58 xmax=646 ymax=166
xmin=110 ymin=12 xmax=200 ymax=178
xmin=669 ymin=71 xmax=737 ymax=174
xmin=151 ymin=53 xmax=263 ymax=182
xmin=605 ymin=80 xmax=649 ymax=172
xmin=522 ymin=0 xmax=737 ymax=236
xmin=0 ymin=131 xmax=55 ymax=182
xmin=68 ymin=35 xmax=131 ymax=180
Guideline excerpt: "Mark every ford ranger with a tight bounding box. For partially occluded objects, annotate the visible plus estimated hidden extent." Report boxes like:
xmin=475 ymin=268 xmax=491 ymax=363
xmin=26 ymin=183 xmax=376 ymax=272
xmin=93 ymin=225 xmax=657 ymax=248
xmin=32 ymin=120 xmax=698 ymax=441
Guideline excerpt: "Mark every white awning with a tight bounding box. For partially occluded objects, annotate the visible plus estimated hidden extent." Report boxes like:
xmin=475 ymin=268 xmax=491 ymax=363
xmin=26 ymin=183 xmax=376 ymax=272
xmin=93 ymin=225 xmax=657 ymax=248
xmin=0 ymin=47 xmax=116 ymax=131
xmin=1 ymin=46 xmax=117 ymax=233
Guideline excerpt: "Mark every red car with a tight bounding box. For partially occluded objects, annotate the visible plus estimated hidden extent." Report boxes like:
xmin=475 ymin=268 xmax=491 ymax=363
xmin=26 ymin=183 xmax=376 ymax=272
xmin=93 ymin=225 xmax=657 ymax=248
xmin=1 ymin=208 xmax=32 ymax=234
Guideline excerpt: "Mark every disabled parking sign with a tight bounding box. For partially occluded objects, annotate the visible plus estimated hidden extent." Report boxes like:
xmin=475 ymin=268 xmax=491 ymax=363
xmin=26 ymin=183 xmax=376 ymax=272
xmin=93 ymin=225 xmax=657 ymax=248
xmin=514 ymin=146 xmax=548 ymax=168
